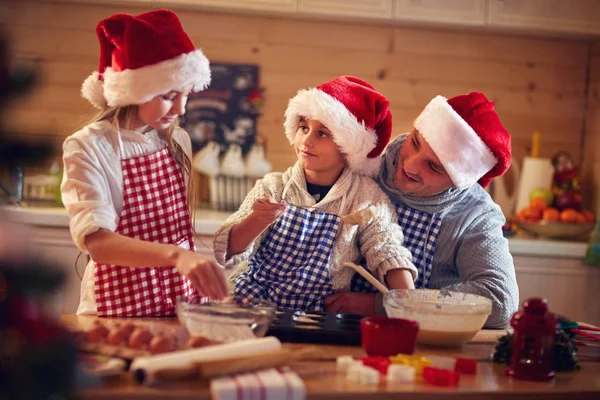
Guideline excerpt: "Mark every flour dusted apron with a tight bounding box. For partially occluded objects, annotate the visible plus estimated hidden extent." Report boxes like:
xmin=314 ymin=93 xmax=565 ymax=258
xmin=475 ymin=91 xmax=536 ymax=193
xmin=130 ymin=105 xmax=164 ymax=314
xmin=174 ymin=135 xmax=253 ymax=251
xmin=234 ymin=183 xmax=346 ymax=311
xmin=350 ymin=202 xmax=443 ymax=291
xmin=94 ymin=140 xmax=197 ymax=317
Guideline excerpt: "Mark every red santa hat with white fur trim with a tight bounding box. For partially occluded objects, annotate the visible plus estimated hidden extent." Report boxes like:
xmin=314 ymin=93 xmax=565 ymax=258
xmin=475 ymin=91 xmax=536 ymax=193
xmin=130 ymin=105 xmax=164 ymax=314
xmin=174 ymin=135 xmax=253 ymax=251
xmin=414 ymin=92 xmax=511 ymax=190
xmin=283 ymin=76 xmax=392 ymax=177
xmin=81 ymin=9 xmax=211 ymax=109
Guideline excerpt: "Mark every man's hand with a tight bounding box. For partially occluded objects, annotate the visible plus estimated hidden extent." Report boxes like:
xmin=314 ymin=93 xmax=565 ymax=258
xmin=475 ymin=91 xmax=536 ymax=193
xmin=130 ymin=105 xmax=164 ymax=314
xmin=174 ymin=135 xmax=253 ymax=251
xmin=324 ymin=292 xmax=376 ymax=316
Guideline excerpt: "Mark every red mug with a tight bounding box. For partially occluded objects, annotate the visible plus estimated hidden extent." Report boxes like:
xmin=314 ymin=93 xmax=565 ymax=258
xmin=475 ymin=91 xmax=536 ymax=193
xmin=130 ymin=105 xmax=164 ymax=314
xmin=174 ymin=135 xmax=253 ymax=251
xmin=361 ymin=316 xmax=419 ymax=357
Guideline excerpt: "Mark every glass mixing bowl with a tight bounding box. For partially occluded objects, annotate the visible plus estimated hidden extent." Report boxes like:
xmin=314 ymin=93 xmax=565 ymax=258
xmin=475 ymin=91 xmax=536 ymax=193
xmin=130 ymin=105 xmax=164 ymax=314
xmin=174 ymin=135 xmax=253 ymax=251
xmin=176 ymin=298 xmax=276 ymax=343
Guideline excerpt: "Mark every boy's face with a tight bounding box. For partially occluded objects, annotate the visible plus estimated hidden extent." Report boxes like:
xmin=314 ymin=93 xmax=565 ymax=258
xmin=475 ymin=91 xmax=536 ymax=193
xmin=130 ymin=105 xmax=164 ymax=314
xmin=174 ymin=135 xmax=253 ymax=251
xmin=136 ymin=90 xmax=189 ymax=130
xmin=394 ymin=129 xmax=455 ymax=197
xmin=294 ymin=116 xmax=346 ymax=183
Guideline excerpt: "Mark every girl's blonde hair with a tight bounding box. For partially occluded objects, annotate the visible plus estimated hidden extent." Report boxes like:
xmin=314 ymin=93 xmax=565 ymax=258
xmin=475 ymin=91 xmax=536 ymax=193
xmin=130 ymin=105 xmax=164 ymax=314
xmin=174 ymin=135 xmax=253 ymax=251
xmin=87 ymin=105 xmax=199 ymax=236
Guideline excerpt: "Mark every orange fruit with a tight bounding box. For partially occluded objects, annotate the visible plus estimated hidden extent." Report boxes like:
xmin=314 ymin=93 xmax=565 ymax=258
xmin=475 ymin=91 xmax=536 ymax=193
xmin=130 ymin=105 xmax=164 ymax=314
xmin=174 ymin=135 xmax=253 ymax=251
xmin=542 ymin=207 xmax=560 ymax=222
xmin=514 ymin=208 xmax=528 ymax=222
xmin=576 ymin=213 xmax=586 ymax=224
xmin=560 ymin=208 xmax=579 ymax=224
xmin=530 ymin=197 xmax=548 ymax=210
xmin=581 ymin=209 xmax=595 ymax=223
xmin=523 ymin=206 xmax=542 ymax=221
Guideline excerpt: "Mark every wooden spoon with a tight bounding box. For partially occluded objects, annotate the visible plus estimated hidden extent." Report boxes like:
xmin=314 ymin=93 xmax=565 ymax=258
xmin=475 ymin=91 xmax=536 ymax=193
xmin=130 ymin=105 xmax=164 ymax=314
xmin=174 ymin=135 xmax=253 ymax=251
xmin=343 ymin=262 xmax=388 ymax=294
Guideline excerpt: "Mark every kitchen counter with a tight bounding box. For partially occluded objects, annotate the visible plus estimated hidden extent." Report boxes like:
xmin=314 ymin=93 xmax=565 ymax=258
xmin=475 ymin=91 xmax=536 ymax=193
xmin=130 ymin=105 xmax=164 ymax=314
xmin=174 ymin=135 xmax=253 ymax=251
xmin=1 ymin=205 xmax=588 ymax=258
xmin=60 ymin=314 xmax=600 ymax=400
xmin=507 ymin=234 xmax=588 ymax=258
xmin=0 ymin=205 xmax=230 ymax=236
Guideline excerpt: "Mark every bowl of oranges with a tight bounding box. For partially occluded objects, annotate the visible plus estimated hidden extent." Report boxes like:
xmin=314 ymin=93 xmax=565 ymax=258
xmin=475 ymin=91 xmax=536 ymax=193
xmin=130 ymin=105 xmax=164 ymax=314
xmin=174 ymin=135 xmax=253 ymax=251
xmin=513 ymin=197 xmax=595 ymax=240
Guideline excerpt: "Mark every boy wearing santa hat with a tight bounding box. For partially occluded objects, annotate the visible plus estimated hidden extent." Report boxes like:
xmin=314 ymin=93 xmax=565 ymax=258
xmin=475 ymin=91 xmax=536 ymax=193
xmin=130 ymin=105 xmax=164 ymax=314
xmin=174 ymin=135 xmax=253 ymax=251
xmin=62 ymin=9 xmax=228 ymax=317
xmin=328 ymin=92 xmax=519 ymax=328
xmin=214 ymin=76 xmax=417 ymax=311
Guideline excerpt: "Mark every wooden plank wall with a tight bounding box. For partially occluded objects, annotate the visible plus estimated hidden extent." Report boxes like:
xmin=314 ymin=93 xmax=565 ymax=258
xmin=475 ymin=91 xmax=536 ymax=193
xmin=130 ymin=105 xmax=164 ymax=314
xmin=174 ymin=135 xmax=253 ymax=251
xmin=2 ymin=0 xmax=593 ymax=204
xmin=582 ymin=43 xmax=600 ymax=209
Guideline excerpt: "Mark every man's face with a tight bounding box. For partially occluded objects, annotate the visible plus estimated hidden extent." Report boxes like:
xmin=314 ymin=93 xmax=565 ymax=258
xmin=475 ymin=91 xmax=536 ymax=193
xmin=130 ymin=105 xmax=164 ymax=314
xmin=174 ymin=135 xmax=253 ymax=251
xmin=394 ymin=129 xmax=455 ymax=197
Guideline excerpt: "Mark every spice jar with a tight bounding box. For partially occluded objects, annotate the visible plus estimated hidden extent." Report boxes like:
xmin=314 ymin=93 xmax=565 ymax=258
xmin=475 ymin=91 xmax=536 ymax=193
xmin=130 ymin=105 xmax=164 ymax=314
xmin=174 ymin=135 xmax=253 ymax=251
xmin=507 ymin=297 xmax=558 ymax=381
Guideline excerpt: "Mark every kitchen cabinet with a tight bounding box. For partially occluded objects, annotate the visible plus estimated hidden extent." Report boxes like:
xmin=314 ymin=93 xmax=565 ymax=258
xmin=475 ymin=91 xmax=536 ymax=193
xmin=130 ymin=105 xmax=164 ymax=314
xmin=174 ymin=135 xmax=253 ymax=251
xmin=25 ymin=226 xmax=84 ymax=314
xmin=60 ymin=0 xmax=600 ymax=36
xmin=162 ymin=0 xmax=298 ymax=13
xmin=514 ymin=255 xmax=600 ymax=326
xmin=394 ymin=0 xmax=486 ymax=26
xmin=488 ymin=0 xmax=600 ymax=35
xmin=299 ymin=0 xmax=393 ymax=19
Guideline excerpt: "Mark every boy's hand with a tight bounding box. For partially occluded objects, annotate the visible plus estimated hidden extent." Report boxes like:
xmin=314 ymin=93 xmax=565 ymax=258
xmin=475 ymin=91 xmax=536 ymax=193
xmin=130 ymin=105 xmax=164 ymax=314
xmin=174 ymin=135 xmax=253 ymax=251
xmin=324 ymin=292 xmax=376 ymax=316
xmin=386 ymin=269 xmax=415 ymax=290
xmin=226 ymin=197 xmax=286 ymax=258
xmin=250 ymin=197 xmax=287 ymax=226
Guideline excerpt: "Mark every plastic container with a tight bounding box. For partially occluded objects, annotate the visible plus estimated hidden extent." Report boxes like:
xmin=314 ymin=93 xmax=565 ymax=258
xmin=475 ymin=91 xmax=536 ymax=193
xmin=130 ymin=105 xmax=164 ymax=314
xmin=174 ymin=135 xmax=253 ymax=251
xmin=360 ymin=316 xmax=419 ymax=356
xmin=383 ymin=289 xmax=492 ymax=348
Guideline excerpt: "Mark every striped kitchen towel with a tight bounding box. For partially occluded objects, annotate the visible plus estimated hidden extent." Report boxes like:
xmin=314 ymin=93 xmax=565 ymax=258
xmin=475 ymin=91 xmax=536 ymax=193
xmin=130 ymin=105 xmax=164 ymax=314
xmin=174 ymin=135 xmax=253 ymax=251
xmin=210 ymin=367 xmax=305 ymax=400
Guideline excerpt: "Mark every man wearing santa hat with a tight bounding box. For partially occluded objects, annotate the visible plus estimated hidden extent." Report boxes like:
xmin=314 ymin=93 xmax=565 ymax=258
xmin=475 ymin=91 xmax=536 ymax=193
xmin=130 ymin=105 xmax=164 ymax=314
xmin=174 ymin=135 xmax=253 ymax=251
xmin=325 ymin=92 xmax=519 ymax=329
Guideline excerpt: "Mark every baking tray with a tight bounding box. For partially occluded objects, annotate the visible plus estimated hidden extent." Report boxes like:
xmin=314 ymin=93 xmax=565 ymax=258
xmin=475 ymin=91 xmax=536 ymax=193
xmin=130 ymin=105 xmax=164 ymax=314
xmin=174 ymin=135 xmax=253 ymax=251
xmin=266 ymin=309 xmax=363 ymax=346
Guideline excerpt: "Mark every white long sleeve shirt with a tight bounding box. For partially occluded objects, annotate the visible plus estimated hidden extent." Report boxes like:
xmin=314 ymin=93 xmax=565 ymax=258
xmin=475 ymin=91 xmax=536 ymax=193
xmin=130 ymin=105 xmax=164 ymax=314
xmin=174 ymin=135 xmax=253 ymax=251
xmin=61 ymin=120 xmax=192 ymax=314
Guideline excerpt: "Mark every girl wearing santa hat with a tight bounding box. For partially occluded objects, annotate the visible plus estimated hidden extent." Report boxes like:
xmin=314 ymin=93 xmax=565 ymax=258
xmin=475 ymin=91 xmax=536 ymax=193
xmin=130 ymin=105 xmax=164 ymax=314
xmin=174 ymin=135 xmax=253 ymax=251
xmin=61 ymin=9 xmax=228 ymax=316
xmin=214 ymin=75 xmax=417 ymax=312
xmin=335 ymin=92 xmax=519 ymax=328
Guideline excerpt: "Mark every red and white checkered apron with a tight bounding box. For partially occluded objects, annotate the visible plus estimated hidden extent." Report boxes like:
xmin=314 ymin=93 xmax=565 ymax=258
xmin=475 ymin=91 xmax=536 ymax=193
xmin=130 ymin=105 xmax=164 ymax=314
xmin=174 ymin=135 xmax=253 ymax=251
xmin=94 ymin=146 xmax=197 ymax=317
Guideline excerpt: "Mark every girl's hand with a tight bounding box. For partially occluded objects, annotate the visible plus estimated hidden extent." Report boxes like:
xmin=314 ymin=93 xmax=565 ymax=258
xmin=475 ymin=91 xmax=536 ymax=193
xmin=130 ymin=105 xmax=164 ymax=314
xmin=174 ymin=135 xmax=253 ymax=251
xmin=174 ymin=250 xmax=228 ymax=299
xmin=250 ymin=197 xmax=287 ymax=226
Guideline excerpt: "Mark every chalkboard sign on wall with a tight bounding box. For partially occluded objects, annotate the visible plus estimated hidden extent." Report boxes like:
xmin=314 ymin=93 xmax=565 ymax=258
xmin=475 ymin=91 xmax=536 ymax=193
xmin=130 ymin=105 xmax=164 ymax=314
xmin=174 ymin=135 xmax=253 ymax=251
xmin=181 ymin=62 xmax=261 ymax=155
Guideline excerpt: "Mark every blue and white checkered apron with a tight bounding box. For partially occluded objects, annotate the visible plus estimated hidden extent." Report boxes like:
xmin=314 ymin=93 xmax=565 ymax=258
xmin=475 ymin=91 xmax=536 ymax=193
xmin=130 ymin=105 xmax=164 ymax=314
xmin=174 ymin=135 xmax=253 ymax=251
xmin=234 ymin=184 xmax=345 ymax=311
xmin=350 ymin=202 xmax=443 ymax=291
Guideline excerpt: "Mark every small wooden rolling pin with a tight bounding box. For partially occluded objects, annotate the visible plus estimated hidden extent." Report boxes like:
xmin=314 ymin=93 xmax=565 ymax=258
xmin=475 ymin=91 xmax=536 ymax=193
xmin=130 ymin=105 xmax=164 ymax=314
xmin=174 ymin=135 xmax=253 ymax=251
xmin=197 ymin=346 xmax=320 ymax=379
xmin=132 ymin=336 xmax=282 ymax=385
xmin=151 ymin=346 xmax=321 ymax=382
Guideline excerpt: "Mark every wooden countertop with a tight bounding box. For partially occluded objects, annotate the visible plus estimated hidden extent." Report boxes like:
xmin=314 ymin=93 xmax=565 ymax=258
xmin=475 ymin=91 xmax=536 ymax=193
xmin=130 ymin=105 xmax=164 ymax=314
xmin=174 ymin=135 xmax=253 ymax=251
xmin=61 ymin=314 xmax=600 ymax=400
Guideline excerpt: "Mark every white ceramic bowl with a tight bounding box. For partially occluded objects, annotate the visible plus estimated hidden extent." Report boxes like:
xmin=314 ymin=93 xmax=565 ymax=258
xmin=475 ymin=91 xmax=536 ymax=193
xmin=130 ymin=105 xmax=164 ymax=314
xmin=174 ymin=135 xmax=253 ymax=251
xmin=383 ymin=289 xmax=492 ymax=348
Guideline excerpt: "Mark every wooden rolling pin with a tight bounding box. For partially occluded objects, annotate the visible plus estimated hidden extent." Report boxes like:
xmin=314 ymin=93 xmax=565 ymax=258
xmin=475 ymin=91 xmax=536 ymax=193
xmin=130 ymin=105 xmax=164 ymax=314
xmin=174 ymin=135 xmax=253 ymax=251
xmin=132 ymin=337 xmax=282 ymax=385
xmin=196 ymin=346 xmax=320 ymax=379
xmin=151 ymin=346 xmax=321 ymax=383
xmin=151 ymin=365 xmax=199 ymax=382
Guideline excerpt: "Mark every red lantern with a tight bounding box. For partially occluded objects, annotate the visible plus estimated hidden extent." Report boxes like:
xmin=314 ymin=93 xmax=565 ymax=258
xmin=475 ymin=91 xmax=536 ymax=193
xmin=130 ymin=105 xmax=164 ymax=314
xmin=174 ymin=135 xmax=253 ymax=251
xmin=507 ymin=298 xmax=558 ymax=381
